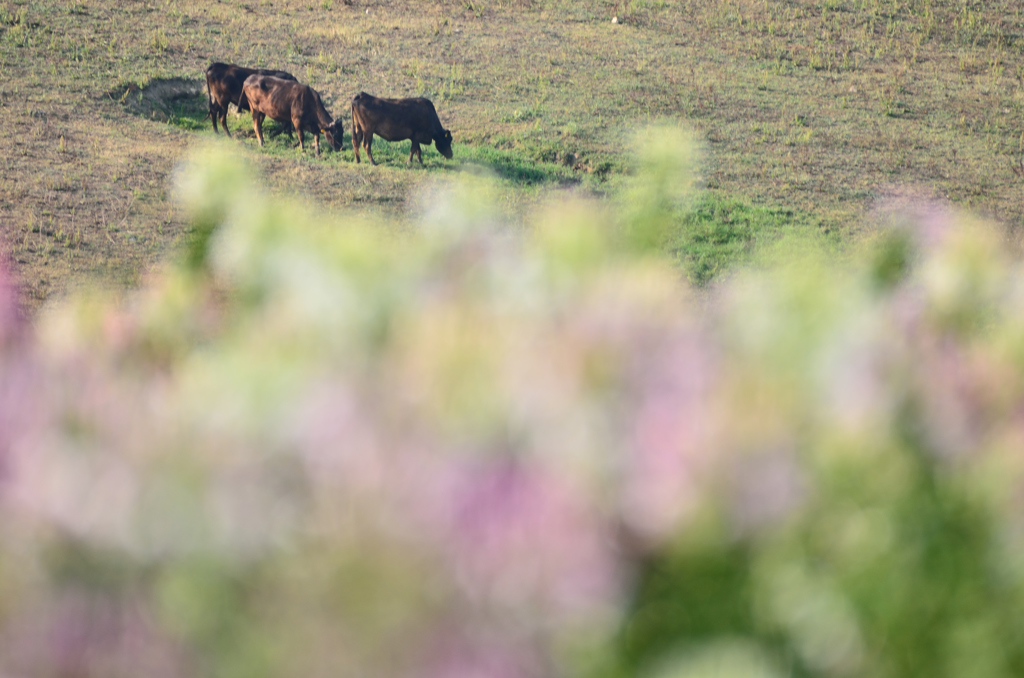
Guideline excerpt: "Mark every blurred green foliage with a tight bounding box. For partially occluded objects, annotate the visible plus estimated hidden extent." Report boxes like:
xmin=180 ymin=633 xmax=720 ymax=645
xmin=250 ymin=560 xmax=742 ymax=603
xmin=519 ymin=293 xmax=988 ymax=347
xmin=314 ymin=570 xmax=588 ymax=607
xmin=2 ymin=130 xmax=1024 ymax=678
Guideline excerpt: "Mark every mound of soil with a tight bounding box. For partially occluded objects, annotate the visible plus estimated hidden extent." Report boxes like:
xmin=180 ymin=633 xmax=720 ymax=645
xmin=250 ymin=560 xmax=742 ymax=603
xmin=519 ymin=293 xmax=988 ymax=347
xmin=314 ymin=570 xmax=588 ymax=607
xmin=112 ymin=78 xmax=206 ymax=123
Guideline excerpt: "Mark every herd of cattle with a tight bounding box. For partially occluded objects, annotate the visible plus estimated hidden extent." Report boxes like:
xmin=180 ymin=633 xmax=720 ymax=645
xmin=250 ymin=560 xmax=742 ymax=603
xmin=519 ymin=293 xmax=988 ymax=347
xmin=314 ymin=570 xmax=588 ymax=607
xmin=204 ymin=62 xmax=454 ymax=164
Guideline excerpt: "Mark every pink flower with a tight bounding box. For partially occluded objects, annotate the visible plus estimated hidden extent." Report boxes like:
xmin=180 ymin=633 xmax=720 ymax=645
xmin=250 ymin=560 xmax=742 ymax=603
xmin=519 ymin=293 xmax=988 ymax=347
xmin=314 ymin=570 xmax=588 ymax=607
xmin=443 ymin=458 xmax=621 ymax=621
xmin=729 ymin=447 xmax=806 ymax=534
xmin=421 ymin=625 xmax=543 ymax=678
xmin=0 ymin=259 xmax=22 ymax=346
xmin=0 ymin=588 xmax=187 ymax=678
xmin=621 ymin=328 xmax=717 ymax=544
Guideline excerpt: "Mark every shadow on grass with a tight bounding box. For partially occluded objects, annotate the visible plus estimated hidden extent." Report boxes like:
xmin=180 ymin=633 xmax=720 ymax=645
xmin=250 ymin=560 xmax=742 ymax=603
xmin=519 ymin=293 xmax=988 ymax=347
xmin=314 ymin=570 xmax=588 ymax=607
xmin=115 ymin=77 xmax=337 ymax=148
xmin=456 ymin=146 xmax=582 ymax=187
xmin=336 ymin=140 xmax=580 ymax=186
xmin=112 ymin=77 xmax=209 ymax=131
xmin=116 ymin=78 xmax=597 ymax=188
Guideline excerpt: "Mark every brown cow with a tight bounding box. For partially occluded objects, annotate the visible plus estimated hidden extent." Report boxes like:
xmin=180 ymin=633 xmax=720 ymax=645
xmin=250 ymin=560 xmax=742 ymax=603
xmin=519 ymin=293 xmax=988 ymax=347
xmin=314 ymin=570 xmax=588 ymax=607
xmin=241 ymin=75 xmax=344 ymax=156
xmin=205 ymin=62 xmax=297 ymax=136
xmin=350 ymin=92 xmax=453 ymax=165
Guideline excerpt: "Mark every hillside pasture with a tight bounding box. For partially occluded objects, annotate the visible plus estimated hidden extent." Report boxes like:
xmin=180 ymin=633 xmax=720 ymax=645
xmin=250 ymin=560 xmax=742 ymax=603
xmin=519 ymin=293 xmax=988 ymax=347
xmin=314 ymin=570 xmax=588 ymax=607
xmin=2 ymin=0 xmax=1024 ymax=306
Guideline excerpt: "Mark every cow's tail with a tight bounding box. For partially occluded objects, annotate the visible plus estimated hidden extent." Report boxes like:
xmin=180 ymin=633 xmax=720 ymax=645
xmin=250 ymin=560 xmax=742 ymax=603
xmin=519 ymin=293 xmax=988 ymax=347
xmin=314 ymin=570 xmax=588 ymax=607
xmin=236 ymin=85 xmax=252 ymax=113
xmin=350 ymin=99 xmax=358 ymax=141
xmin=203 ymin=70 xmax=213 ymax=121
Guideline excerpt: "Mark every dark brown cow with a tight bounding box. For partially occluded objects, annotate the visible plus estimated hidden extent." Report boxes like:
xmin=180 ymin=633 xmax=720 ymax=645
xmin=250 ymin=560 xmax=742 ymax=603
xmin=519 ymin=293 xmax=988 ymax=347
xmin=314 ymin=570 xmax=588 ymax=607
xmin=241 ymin=75 xmax=344 ymax=156
xmin=205 ymin=62 xmax=297 ymax=136
xmin=350 ymin=92 xmax=453 ymax=165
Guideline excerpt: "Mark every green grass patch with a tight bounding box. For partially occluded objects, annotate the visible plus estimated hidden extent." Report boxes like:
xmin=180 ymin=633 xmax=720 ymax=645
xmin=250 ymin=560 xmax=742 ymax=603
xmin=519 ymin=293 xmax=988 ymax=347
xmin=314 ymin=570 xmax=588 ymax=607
xmin=165 ymin=94 xmax=209 ymax=132
xmin=456 ymin=144 xmax=583 ymax=187
xmin=671 ymin=194 xmax=821 ymax=286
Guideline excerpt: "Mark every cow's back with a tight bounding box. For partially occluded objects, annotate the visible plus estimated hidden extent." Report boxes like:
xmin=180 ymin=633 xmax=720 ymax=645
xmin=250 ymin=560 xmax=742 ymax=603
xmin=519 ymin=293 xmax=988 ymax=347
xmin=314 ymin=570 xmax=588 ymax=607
xmin=209 ymin=64 xmax=296 ymax=111
xmin=353 ymin=93 xmax=442 ymax=139
xmin=245 ymin=76 xmax=318 ymax=126
xmin=255 ymin=68 xmax=296 ymax=82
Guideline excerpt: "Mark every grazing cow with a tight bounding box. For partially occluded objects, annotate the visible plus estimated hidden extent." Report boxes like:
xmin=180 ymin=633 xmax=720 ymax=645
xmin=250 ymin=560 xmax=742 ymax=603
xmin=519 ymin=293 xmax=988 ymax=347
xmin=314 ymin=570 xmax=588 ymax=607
xmin=241 ymin=75 xmax=344 ymax=156
xmin=350 ymin=92 xmax=453 ymax=165
xmin=205 ymin=62 xmax=297 ymax=136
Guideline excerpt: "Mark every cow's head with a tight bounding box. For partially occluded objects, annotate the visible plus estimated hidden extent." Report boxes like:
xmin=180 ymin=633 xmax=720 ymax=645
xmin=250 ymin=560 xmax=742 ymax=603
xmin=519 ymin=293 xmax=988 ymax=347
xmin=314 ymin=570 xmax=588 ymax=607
xmin=435 ymin=129 xmax=454 ymax=159
xmin=323 ymin=120 xmax=345 ymax=152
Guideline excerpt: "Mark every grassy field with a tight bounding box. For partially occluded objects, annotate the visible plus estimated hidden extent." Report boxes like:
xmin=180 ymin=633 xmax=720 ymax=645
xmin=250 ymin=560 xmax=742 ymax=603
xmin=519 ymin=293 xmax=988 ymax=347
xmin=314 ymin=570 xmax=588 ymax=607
xmin=2 ymin=0 xmax=1024 ymax=308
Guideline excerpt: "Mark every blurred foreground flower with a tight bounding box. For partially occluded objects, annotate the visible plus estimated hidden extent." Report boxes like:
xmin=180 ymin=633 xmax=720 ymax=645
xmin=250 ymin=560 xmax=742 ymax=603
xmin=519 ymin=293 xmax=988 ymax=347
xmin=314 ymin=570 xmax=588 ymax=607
xmin=3 ymin=136 xmax=1024 ymax=678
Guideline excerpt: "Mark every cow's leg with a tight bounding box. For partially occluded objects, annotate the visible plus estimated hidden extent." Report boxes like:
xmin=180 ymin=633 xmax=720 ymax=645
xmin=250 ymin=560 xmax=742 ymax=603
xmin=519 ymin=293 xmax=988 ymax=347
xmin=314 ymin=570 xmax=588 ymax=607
xmin=365 ymin=133 xmax=376 ymax=166
xmin=313 ymin=132 xmax=321 ymax=157
xmin=253 ymin=112 xmax=265 ymax=147
xmin=291 ymin=116 xmax=303 ymax=151
xmin=408 ymin=141 xmax=419 ymax=164
xmin=210 ymin=104 xmax=219 ymax=134
xmin=352 ymin=127 xmax=362 ymax=163
xmin=220 ymin=102 xmax=233 ymax=137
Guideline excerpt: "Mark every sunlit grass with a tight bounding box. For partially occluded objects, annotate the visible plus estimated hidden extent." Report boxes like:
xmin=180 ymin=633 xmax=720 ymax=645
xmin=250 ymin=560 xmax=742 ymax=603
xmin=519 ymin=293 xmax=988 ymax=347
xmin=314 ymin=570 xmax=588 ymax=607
xmin=4 ymin=0 xmax=1024 ymax=309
